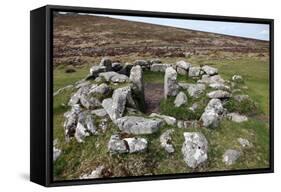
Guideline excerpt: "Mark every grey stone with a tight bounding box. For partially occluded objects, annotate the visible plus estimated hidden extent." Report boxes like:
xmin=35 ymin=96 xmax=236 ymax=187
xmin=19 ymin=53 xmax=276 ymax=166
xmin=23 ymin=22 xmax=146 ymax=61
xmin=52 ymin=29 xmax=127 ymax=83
xmin=232 ymin=75 xmax=243 ymax=83
xmin=209 ymin=83 xmax=230 ymax=91
xmin=237 ymin=138 xmax=252 ymax=148
xmin=102 ymin=86 xmax=131 ymax=122
xmin=53 ymin=147 xmax=61 ymax=162
xmin=222 ymin=149 xmax=241 ymax=165
xmin=207 ymin=90 xmax=231 ymax=99
xmin=99 ymin=71 xmax=128 ymax=83
xmin=111 ymin=74 xmax=129 ymax=83
xmin=205 ymin=99 xmax=224 ymax=115
xmin=188 ymin=67 xmax=201 ymax=77
xmin=100 ymin=57 xmax=112 ymax=71
xmin=187 ymin=84 xmax=206 ymax=98
xmin=75 ymin=122 xmax=90 ymax=143
xmin=201 ymin=109 xmax=220 ymax=128
xmin=98 ymin=118 xmax=108 ymax=133
xmin=151 ymin=63 xmax=172 ymax=72
xmin=189 ymin=103 xmax=199 ymax=112
xmin=164 ymin=67 xmax=179 ymax=98
xmin=91 ymin=108 xmax=108 ymax=118
xmin=112 ymin=62 xmax=123 ymax=71
xmin=89 ymin=83 xmax=110 ymax=95
xmin=117 ymin=63 xmax=133 ymax=76
xmin=80 ymin=165 xmax=105 ymax=179
xmin=108 ymin=135 xmax=128 ymax=154
xmin=178 ymin=82 xmax=192 ymax=89
xmin=182 ymin=132 xmax=208 ymax=168
xmin=130 ymin=65 xmax=145 ymax=110
xmin=80 ymin=94 xmax=101 ymax=109
xmin=150 ymin=58 xmax=162 ymax=64
xmin=90 ymin=65 xmax=107 ymax=78
xmin=108 ymin=134 xmax=147 ymax=154
xmin=174 ymin=91 xmax=188 ymax=107
xmin=202 ymin=65 xmax=218 ymax=75
xmin=63 ymin=104 xmax=81 ymax=138
xmin=124 ymin=137 xmax=148 ymax=153
xmin=233 ymin=95 xmax=250 ymax=102
xmin=116 ymin=116 xmax=163 ymax=134
xmin=134 ymin=60 xmax=150 ymax=69
xmin=199 ymin=74 xmax=225 ymax=84
xmin=149 ymin=113 xmax=177 ymax=126
xmin=176 ymin=60 xmax=191 ymax=75
xmin=227 ymin=113 xmax=248 ymax=123
xmin=160 ymin=129 xmax=175 ymax=153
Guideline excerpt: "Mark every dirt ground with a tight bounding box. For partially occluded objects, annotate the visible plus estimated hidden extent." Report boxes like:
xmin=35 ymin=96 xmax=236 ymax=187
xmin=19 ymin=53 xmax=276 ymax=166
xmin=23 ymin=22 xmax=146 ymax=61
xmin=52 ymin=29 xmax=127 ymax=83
xmin=144 ymin=83 xmax=164 ymax=114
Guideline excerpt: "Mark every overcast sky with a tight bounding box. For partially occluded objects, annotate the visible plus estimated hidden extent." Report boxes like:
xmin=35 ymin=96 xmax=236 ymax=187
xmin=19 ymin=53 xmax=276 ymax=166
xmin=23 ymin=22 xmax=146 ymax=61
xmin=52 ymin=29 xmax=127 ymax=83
xmin=59 ymin=12 xmax=270 ymax=41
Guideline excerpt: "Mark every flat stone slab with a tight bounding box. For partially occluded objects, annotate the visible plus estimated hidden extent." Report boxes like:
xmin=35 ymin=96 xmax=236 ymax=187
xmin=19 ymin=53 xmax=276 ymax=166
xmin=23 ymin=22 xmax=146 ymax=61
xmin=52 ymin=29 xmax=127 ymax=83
xmin=116 ymin=116 xmax=164 ymax=134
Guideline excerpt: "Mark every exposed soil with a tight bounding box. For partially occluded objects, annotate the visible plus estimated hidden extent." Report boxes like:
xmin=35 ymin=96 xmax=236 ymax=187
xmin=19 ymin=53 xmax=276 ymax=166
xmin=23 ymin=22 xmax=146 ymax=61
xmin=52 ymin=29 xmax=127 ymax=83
xmin=144 ymin=83 xmax=164 ymax=114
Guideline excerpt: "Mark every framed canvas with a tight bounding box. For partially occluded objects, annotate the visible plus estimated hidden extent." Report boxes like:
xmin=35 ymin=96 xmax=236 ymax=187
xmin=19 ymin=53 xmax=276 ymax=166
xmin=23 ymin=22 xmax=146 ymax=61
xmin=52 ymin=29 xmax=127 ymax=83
xmin=30 ymin=5 xmax=274 ymax=187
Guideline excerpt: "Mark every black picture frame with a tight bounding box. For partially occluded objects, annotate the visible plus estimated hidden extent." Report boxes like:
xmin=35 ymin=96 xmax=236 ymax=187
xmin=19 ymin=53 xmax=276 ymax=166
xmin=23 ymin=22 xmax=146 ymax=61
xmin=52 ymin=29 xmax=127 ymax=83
xmin=30 ymin=4 xmax=274 ymax=187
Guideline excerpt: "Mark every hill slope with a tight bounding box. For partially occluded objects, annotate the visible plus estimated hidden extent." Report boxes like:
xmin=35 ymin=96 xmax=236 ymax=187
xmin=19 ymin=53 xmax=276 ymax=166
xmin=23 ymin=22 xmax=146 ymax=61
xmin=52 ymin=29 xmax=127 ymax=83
xmin=53 ymin=14 xmax=269 ymax=64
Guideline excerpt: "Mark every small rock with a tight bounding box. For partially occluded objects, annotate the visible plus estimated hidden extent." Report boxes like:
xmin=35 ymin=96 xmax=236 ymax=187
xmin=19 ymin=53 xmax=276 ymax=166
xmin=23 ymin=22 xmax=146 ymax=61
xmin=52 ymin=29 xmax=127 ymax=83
xmin=182 ymin=132 xmax=208 ymax=168
xmin=227 ymin=113 xmax=248 ymax=123
xmin=176 ymin=60 xmax=191 ymax=75
xmin=207 ymin=90 xmax=231 ymax=99
xmin=124 ymin=137 xmax=148 ymax=153
xmin=91 ymin=108 xmax=108 ymax=118
xmin=53 ymin=147 xmax=61 ymax=162
xmin=222 ymin=149 xmax=241 ymax=165
xmin=177 ymin=120 xmax=184 ymax=128
xmin=188 ymin=84 xmax=206 ymax=98
xmin=188 ymin=66 xmax=201 ymax=77
xmin=201 ymin=109 xmax=220 ymax=128
xmin=205 ymin=99 xmax=224 ymax=115
xmin=237 ymin=138 xmax=252 ymax=148
xmin=116 ymin=116 xmax=163 ymax=134
xmin=202 ymin=65 xmax=218 ymax=76
xmin=189 ymin=103 xmax=199 ymax=112
xmin=174 ymin=91 xmax=188 ymax=107
xmin=80 ymin=165 xmax=105 ymax=179
xmin=232 ymin=75 xmax=243 ymax=83
xmin=90 ymin=65 xmax=107 ymax=78
xmin=209 ymin=83 xmax=230 ymax=91
xmin=151 ymin=63 xmax=172 ymax=72
xmin=149 ymin=113 xmax=177 ymax=126
xmin=199 ymin=74 xmax=225 ymax=84
xmin=160 ymin=129 xmax=175 ymax=153
xmin=90 ymin=83 xmax=111 ymax=95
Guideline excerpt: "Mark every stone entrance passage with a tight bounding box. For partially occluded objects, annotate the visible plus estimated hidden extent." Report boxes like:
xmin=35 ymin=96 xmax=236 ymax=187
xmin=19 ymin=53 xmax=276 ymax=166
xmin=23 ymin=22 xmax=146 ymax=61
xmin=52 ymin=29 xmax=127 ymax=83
xmin=144 ymin=83 xmax=164 ymax=114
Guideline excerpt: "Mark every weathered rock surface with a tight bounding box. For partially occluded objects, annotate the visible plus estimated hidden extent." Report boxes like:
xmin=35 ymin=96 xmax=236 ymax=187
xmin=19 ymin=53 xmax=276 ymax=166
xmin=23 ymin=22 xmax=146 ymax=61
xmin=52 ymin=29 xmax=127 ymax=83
xmin=232 ymin=75 xmax=243 ymax=83
xmin=116 ymin=116 xmax=163 ymax=134
xmin=75 ymin=111 xmax=97 ymax=142
xmin=164 ymin=67 xmax=179 ymax=98
xmin=91 ymin=108 xmax=108 ymax=118
xmin=80 ymin=165 xmax=105 ymax=179
xmin=199 ymin=74 xmax=225 ymax=84
xmin=53 ymin=147 xmax=61 ymax=162
xmin=108 ymin=134 xmax=147 ymax=154
xmin=90 ymin=65 xmax=107 ymax=78
xmin=160 ymin=129 xmax=175 ymax=153
xmin=151 ymin=63 xmax=172 ymax=72
xmin=134 ymin=60 xmax=150 ymax=70
xmin=209 ymin=83 xmax=230 ymax=91
xmin=112 ymin=62 xmax=123 ymax=72
xmin=187 ymin=84 xmax=206 ymax=98
xmin=99 ymin=71 xmax=128 ymax=83
xmin=201 ymin=109 xmax=220 ymax=128
xmin=222 ymin=149 xmax=241 ymax=165
xmin=205 ymin=99 xmax=224 ymax=115
xmin=202 ymin=65 xmax=218 ymax=76
xmin=227 ymin=113 xmax=248 ymax=123
xmin=237 ymin=138 xmax=252 ymax=148
xmin=176 ymin=60 xmax=191 ymax=75
xmin=90 ymin=83 xmax=111 ymax=95
xmin=207 ymin=90 xmax=231 ymax=99
xmin=182 ymin=132 xmax=208 ymax=168
xmin=174 ymin=91 xmax=188 ymax=107
xmin=64 ymin=104 xmax=81 ymax=138
xmin=150 ymin=113 xmax=177 ymax=126
xmin=188 ymin=66 xmax=201 ymax=77
xmin=130 ymin=65 xmax=145 ymax=111
xmin=102 ymin=86 xmax=132 ymax=122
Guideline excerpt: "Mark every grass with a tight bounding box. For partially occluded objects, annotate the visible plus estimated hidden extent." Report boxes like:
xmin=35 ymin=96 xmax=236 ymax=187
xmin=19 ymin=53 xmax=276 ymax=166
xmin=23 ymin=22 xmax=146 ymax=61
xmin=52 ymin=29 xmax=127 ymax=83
xmin=53 ymin=54 xmax=270 ymax=180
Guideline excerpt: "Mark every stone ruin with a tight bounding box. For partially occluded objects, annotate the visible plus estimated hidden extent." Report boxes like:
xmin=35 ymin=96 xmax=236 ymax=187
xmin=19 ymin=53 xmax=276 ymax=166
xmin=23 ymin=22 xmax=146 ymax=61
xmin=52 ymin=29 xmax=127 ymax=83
xmin=55 ymin=57 xmax=254 ymax=175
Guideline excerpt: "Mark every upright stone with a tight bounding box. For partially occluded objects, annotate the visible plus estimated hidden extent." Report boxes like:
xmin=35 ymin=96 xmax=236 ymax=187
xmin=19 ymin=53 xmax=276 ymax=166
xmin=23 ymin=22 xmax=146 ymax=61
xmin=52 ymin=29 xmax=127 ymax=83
xmin=130 ymin=65 xmax=145 ymax=111
xmin=164 ymin=67 xmax=179 ymax=99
